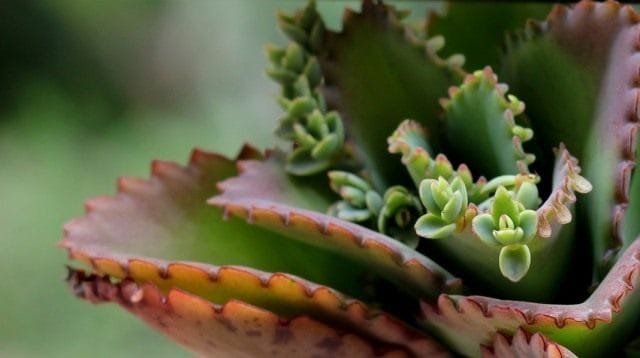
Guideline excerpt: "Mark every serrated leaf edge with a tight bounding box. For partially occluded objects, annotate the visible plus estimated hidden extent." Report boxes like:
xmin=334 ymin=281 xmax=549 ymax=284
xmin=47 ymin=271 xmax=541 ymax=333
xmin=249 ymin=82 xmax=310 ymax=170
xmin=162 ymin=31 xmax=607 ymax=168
xmin=60 ymin=146 xmax=443 ymax=356
xmin=68 ymin=269 xmax=447 ymax=357
xmin=211 ymin=154 xmax=463 ymax=299
xmin=535 ymin=144 xmax=591 ymax=240
xmin=481 ymin=329 xmax=577 ymax=358
xmin=440 ymin=66 xmax=534 ymax=174
xmin=422 ymin=237 xmax=640 ymax=354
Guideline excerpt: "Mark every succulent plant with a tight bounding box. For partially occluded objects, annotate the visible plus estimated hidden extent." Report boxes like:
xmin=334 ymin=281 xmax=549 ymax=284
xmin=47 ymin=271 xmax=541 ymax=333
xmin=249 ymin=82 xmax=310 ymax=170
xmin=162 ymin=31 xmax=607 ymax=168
xmin=61 ymin=1 xmax=640 ymax=356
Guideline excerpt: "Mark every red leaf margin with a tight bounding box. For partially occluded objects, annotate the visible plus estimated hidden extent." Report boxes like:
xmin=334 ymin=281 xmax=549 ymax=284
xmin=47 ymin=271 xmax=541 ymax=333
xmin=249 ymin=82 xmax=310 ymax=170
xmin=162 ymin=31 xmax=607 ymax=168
xmin=67 ymin=268 xmax=447 ymax=357
xmin=60 ymin=146 xmax=447 ymax=356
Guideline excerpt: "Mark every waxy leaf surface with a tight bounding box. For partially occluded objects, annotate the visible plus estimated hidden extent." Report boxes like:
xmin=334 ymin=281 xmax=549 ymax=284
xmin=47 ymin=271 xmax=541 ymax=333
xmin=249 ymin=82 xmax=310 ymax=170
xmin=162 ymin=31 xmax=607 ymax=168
xmin=422 ymin=237 xmax=640 ymax=357
xmin=501 ymin=1 xmax=640 ymax=268
xmin=68 ymin=270 xmax=449 ymax=357
xmin=61 ymin=147 xmax=448 ymax=355
xmin=320 ymin=0 xmax=458 ymax=188
xmin=211 ymin=151 xmax=462 ymax=302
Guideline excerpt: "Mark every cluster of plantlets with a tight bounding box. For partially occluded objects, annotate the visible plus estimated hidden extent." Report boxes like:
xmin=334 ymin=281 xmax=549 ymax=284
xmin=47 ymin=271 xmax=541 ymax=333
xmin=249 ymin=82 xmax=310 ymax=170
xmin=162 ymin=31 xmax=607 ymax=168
xmin=62 ymin=1 xmax=640 ymax=356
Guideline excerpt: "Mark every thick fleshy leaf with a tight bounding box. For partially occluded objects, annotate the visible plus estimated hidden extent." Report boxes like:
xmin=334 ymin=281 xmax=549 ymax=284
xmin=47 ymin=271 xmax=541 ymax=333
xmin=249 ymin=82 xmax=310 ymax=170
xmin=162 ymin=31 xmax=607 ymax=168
xmin=441 ymin=191 xmax=463 ymax=224
xmin=221 ymin=149 xmax=334 ymax=213
xmin=517 ymin=181 xmax=541 ymax=210
xmin=441 ymin=67 xmax=534 ymax=178
xmin=69 ymin=258 xmax=441 ymax=353
xmin=414 ymin=214 xmax=456 ymax=240
xmin=376 ymin=186 xmax=422 ymax=246
xmin=68 ymin=270 xmax=450 ymax=357
xmin=481 ymin=329 xmax=577 ymax=358
xmin=60 ymin=147 xmax=378 ymax=300
xmin=518 ymin=210 xmax=538 ymax=243
xmin=623 ymin=130 xmax=640 ymax=250
xmin=286 ymin=146 xmax=333 ymax=176
xmin=501 ymin=1 xmax=640 ymax=269
xmin=387 ymin=120 xmax=434 ymax=187
xmin=427 ymin=3 xmax=552 ymax=70
xmin=422 ymin=237 xmax=640 ymax=357
xmin=61 ymin=148 xmax=451 ymax=355
xmin=491 ymin=187 xmax=521 ymax=225
xmin=210 ymin=152 xmax=462 ymax=301
xmin=320 ymin=0 xmax=460 ymax=189
xmin=336 ymin=205 xmax=372 ymax=223
xmin=498 ymin=245 xmax=531 ymax=283
xmin=472 ymin=214 xmax=499 ymax=247
xmin=534 ymin=145 xmax=591 ymax=242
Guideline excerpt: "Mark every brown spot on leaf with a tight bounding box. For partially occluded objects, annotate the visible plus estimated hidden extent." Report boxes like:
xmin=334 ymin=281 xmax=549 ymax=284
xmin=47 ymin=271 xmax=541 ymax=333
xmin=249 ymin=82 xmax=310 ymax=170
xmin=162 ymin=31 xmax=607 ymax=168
xmin=315 ymin=336 xmax=343 ymax=352
xmin=272 ymin=326 xmax=293 ymax=345
xmin=245 ymin=330 xmax=262 ymax=337
xmin=216 ymin=316 xmax=237 ymax=333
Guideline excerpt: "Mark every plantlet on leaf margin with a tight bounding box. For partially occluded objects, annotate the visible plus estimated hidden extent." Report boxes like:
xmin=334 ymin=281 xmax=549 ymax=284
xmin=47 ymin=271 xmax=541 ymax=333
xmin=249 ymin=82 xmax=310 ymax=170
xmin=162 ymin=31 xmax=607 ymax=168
xmin=415 ymin=176 xmax=468 ymax=239
xmin=328 ymin=171 xmax=423 ymax=247
xmin=266 ymin=2 xmax=347 ymax=176
xmin=472 ymin=187 xmax=538 ymax=281
xmin=328 ymin=170 xmax=382 ymax=222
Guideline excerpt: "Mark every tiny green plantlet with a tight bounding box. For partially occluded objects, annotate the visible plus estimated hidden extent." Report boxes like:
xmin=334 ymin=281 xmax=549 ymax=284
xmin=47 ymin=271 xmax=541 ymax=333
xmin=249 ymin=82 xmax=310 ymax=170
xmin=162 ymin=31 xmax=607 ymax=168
xmin=62 ymin=1 xmax=640 ymax=356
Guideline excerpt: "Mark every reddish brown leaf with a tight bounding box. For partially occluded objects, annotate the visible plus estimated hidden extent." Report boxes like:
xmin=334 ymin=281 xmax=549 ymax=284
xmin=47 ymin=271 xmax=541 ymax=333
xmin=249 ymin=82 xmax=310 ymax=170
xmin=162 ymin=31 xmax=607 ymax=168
xmin=481 ymin=329 xmax=576 ymax=358
xmin=68 ymin=269 xmax=449 ymax=357
xmin=60 ymin=146 xmax=446 ymax=356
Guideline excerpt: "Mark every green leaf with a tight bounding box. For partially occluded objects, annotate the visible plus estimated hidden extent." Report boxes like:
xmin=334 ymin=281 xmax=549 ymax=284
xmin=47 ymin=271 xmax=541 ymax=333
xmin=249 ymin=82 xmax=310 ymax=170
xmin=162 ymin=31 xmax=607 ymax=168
xmin=270 ymin=2 xmax=347 ymax=176
xmin=481 ymin=175 xmax=517 ymax=196
xmin=518 ymin=210 xmax=538 ymax=243
xmin=431 ymin=178 xmax=452 ymax=209
xmin=501 ymin=2 xmax=639 ymax=269
xmin=211 ymin=151 xmax=461 ymax=301
xmin=493 ymin=226 xmax=524 ymax=247
xmin=491 ymin=187 xmax=520 ymax=224
xmin=321 ymin=1 xmax=458 ymax=189
xmin=335 ymin=204 xmax=371 ymax=222
xmin=427 ymin=2 xmax=552 ymax=70
xmin=311 ymin=133 xmax=340 ymax=159
xmin=423 ymin=237 xmax=640 ymax=357
xmin=441 ymin=67 xmax=534 ymax=178
xmin=365 ymin=190 xmax=383 ymax=214
xmin=414 ymin=214 xmax=456 ymax=240
xmin=419 ymin=179 xmax=441 ymax=215
xmin=516 ymin=181 xmax=540 ymax=210
xmin=499 ymin=244 xmax=531 ymax=282
xmin=377 ymin=186 xmax=423 ymax=242
xmin=472 ymin=214 xmax=499 ymax=247
xmin=441 ymin=191 xmax=463 ymax=224
xmin=286 ymin=147 xmax=332 ymax=176
xmin=387 ymin=119 xmax=434 ymax=186
xmin=328 ymin=170 xmax=371 ymax=193
xmin=623 ymin=130 xmax=640 ymax=251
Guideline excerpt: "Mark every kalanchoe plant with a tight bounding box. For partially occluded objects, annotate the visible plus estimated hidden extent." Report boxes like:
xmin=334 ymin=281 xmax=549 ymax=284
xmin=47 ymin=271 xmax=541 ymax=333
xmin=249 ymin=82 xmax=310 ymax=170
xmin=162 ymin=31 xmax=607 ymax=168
xmin=61 ymin=1 xmax=640 ymax=356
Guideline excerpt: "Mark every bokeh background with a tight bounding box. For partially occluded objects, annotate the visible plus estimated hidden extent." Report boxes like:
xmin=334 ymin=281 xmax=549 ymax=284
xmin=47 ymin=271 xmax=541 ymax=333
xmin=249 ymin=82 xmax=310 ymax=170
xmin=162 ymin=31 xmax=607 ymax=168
xmin=0 ymin=1 xmax=433 ymax=356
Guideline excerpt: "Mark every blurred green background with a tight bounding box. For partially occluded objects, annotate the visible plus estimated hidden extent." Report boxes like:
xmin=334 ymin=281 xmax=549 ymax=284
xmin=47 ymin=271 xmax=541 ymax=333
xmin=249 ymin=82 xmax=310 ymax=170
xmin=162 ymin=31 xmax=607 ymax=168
xmin=0 ymin=1 xmax=432 ymax=356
